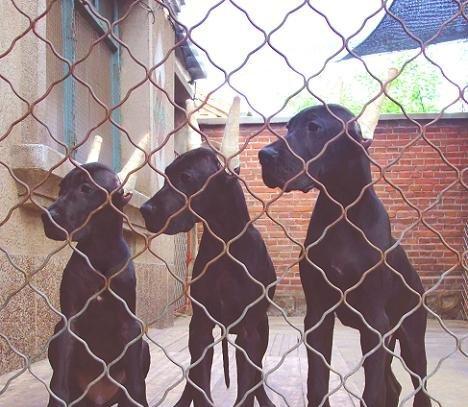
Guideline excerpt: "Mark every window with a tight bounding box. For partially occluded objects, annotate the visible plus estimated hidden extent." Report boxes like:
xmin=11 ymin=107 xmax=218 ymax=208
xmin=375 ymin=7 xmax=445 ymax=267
xmin=47 ymin=0 xmax=122 ymax=169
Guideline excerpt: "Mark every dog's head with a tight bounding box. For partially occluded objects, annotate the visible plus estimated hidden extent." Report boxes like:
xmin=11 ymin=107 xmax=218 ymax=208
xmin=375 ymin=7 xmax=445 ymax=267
xmin=140 ymin=148 xmax=224 ymax=235
xmin=41 ymin=163 xmax=132 ymax=241
xmin=258 ymin=104 xmax=371 ymax=193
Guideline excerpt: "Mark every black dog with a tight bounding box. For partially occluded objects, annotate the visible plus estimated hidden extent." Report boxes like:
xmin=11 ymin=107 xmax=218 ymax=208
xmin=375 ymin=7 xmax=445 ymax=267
xmin=140 ymin=148 xmax=276 ymax=407
xmin=259 ymin=105 xmax=430 ymax=407
xmin=41 ymin=163 xmax=150 ymax=407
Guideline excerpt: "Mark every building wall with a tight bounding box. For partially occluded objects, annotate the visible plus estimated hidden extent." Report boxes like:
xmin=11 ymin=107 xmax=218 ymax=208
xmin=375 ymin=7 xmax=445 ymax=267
xmin=200 ymin=117 xmax=468 ymax=318
xmin=0 ymin=1 xmax=178 ymax=375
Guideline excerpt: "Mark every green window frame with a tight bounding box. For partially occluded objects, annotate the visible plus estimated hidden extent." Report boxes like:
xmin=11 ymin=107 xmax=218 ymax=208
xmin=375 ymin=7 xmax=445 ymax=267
xmin=61 ymin=0 xmax=122 ymax=170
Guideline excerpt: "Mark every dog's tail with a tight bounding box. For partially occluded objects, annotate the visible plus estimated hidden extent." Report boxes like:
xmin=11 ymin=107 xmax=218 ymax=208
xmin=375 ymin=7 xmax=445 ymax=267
xmin=385 ymin=332 xmax=402 ymax=405
xmin=388 ymin=332 xmax=397 ymax=351
xmin=385 ymin=333 xmax=397 ymax=372
xmin=222 ymin=336 xmax=230 ymax=388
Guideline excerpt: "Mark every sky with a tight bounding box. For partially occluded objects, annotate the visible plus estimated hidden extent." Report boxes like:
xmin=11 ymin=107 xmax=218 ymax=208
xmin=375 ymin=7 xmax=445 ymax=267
xmin=179 ymin=0 xmax=467 ymax=116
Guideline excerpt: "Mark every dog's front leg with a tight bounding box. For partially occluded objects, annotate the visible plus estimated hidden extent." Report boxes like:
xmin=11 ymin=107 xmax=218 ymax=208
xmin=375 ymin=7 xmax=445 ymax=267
xmin=117 ymin=322 xmax=150 ymax=407
xmin=253 ymin=316 xmax=276 ymax=407
xmin=359 ymin=312 xmax=390 ymax=407
xmin=304 ymin=309 xmax=335 ymax=407
xmin=176 ymin=310 xmax=215 ymax=407
xmin=47 ymin=318 xmax=76 ymax=407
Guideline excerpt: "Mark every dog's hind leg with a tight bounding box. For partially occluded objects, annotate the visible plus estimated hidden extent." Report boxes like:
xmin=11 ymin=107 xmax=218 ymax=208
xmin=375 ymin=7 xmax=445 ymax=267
xmin=254 ymin=316 xmax=276 ymax=407
xmin=398 ymin=308 xmax=431 ymax=407
xmin=304 ymin=306 xmax=335 ymax=407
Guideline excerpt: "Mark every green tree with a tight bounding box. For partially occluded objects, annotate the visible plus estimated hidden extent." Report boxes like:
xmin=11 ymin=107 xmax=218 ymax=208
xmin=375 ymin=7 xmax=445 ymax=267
xmin=285 ymin=89 xmax=318 ymax=113
xmin=279 ymin=55 xmax=443 ymax=116
xmin=340 ymin=55 xmax=441 ymax=115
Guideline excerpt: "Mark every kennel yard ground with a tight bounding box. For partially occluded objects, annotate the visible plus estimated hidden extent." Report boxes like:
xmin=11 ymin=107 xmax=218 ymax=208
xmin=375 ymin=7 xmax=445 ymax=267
xmin=1 ymin=317 xmax=466 ymax=407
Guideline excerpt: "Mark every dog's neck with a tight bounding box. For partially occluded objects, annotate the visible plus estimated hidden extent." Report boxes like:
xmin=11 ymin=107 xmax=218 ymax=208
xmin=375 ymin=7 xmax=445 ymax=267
xmin=75 ymin=212 xmax=129 ymax=274
xmin=319 ymin=153 xmax=374 ymax=207
xmin=202 ymin=174 xmax=251 ymax=240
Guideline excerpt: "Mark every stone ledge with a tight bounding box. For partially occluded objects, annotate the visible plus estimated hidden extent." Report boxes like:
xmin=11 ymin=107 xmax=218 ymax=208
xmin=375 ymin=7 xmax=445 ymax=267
xmin=0 ymin=254 xmax=175 ymax=375
xmin=8 ymin=143 xmax=150 ymax=232
xmin=10 ymin=143 xmax=74 ymax=180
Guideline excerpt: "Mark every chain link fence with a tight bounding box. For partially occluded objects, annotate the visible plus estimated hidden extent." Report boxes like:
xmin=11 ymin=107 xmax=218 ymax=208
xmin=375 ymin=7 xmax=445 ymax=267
xmin=463 ymin=222 xmax=468 ymax=319
xmin=173 ymin=232 xmax=189 ymax=313
xmin=0 ymin=0 xmax=467 ymax=406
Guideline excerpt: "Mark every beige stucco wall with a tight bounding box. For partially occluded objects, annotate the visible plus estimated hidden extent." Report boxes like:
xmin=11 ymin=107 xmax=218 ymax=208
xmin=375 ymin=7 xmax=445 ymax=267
xmin=0 ymin=1 xmax=179 ymax=375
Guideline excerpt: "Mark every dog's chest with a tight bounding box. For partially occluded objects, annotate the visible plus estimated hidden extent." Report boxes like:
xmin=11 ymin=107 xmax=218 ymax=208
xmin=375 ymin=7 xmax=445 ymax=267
xmin=94 ymin=293 xmax=104 ymax=303
xmin=77 ymin=369 xmax=126 ymax=404
xmin=212 ymin=274 xmax=244 ymax=322
xmin=90 ymin=291 xmax=128 ymax=314
xmin=192 ymin=243 xmax=268 ymax=325
xmin=75 ymin=291 xmax=130 ymax=335
xmin=306 ymin=223 xmax=374 ymax=288
xmin=194 ymin=268 xmax=254 ymax=326
xmin=90 ymin=291 xmax=117 ymax=309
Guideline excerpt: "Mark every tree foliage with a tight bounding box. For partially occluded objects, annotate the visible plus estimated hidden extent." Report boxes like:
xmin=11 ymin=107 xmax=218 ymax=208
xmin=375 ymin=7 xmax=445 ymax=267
xmin=284 ymin=55 xmax=443 ymax=116
xmin=340 ymin=56 xmax=441 ymax=115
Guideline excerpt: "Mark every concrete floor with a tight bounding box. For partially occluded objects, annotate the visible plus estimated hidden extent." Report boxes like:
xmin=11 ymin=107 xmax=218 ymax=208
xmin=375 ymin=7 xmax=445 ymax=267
xmin=0 ymin=317 xmax=467 ymax=406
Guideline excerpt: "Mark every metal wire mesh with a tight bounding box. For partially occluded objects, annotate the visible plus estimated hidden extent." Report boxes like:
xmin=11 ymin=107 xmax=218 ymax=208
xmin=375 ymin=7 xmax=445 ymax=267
xmin=463 ymin=222 xmax=468 ymax=320
xmin=0 ymin=0 xmax=467 ymax=406
xmin=173 ymin=231 xmax=189 ymax=312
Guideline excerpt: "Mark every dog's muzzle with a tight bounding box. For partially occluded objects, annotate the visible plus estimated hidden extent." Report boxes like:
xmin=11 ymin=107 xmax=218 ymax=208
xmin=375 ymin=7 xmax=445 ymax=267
xmin=41 ymin=210 xmax=68 ymax=240
xmin=259 ymin=146 xmax=316 ymax=193
xmin=258 ymin=147 xmax=282 ymax=188
xmin=139 ymin=202 xmax=152 ymax=222
xmin=140 ymin=203 xmax=159 ymax=233
xmin=258 ymin=147 xmax=279 ymax=167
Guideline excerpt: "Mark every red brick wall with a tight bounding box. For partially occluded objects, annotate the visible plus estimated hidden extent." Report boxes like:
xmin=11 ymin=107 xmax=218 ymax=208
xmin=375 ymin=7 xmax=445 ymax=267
xmin=200 ymin=118 xmax=468 ymax=318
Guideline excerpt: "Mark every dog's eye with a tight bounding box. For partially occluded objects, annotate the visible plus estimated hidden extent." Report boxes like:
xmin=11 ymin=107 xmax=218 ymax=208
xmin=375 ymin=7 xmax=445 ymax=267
xmin=308 ymin=122 xmax=320 ymax=132
xmin=180 ymin=173 xmax=192 ymax=183
xmin=80 ymin=184 xmax=93 ymax=194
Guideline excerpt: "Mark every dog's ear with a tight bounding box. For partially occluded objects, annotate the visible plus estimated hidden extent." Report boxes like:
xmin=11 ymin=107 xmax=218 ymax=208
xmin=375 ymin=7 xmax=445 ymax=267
xmin=220 ymin=169 xmax=240 ymax=186
xmin=348 ymin=120 xmax=372 ymax=149
xmin=348 ymin=120 xmax=362 ymax=139
xmin=361 ymin=138 xmax=373 ymax=150
xmin=114 ymin=189 xmax=133 ymax=208
xmin=121 ymin=191 xmax=133 ymax=206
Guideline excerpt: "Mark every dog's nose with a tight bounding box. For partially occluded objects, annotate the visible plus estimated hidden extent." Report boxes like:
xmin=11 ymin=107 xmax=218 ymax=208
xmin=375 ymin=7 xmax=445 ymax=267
xmin=258 ymin=147 xmax=279 ymax=166
xmin=41 ymin=208 xmax=57 ymax=223
xmin=41 ymin=211 xmax=50 ymax=224
xmin=140 ymin=203 xmax=153 ymax=219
